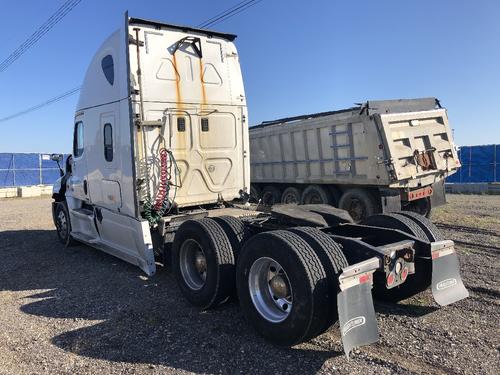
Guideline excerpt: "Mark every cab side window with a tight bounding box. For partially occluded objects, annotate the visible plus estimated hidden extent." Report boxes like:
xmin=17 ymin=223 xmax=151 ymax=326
xmin=73 ymin=122 xmax=84 ymax=157
xmin=103 ymin=123 xmax=113 ymax=162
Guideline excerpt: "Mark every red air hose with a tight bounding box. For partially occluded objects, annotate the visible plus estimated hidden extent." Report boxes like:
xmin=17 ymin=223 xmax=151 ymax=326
xmin=153 ymin=148 xmax=170 ymax=210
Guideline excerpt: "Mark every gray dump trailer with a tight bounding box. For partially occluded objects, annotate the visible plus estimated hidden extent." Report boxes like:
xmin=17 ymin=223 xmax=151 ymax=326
xmin=250 ymin=98 xmax=460 ymax=221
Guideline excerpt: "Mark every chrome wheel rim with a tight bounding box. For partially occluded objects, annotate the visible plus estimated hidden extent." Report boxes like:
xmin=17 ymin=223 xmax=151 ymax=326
xmin=179 ymin=239 xmax=207 ymax=291
xmin=248 ymin=257 xmax=293 ymax=323
xmin=57 ymin=210 xmax=68 ymax=239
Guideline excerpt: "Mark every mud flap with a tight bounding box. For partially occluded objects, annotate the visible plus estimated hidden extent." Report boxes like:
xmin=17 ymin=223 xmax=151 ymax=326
xmin=431 ymin=240 xmax=469 ymax=306
xmin=337 ymin=257 xmax=380 ymax=358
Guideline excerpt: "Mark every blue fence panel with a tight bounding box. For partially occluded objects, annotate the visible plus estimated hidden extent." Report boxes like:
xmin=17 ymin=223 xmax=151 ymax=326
xmin=0 ymin=170 xmax=14 ymax=187
xmin=0 ymin=153 xmax=14 ymax=170
xmin=42 ymin=169 xmax=62 ymax=184
xmin=15 ymin=170 xmax=40 ymax=186
xmin=0 ymin=152 xmax=66 ymax=187
xmin=446 ymin=169 xmax=460 ymax=183
xmin=14 ymin=153 xmax=39 ymax=169
xmin=447 ymin=144 xmax=498 ymax=183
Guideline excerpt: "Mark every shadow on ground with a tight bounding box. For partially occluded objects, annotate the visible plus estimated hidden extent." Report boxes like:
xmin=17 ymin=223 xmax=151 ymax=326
xmin=0 ymin=229 xmax=339 ymax=374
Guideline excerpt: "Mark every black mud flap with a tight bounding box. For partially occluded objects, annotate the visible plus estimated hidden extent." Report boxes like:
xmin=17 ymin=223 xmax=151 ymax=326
xmin=431 ymin=240 xmax=469 ymax=306
xmin=337 ymin=257 xmax=380 ymax=359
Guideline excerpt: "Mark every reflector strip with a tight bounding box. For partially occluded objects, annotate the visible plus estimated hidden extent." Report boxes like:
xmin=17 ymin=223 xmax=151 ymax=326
xmin=432 ymin=247 xmax=455 ymax=259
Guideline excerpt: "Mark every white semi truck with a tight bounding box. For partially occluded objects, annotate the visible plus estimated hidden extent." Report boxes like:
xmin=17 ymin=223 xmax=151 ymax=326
xmin=249 ymin=100 xmax=461 ymax=221
xmin=51 ymin=14 xmax=468 ymax=358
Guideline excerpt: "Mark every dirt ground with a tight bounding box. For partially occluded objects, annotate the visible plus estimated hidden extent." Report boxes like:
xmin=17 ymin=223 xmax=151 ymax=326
xmin=0 ymin=195 xmax=498 ymax=374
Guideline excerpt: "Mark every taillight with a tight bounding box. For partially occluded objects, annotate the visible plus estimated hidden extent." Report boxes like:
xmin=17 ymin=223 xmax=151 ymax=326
xmin=401 ymin=267 xmax=409 ymax=282
xmin=387 ymin=272 xmax=395 ymax=287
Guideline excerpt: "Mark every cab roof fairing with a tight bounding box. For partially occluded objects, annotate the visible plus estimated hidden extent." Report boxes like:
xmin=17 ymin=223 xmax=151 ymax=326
xmin=76 ymin=28 xmax=129 ymax=112
xmin=128 ymin=17 xmax=237 ymax=42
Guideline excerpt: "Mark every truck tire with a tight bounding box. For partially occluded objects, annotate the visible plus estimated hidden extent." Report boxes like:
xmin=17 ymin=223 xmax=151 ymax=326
xmin=281 ymin=187 xmax=302 ymax=204
xmin=54 ymin=201 xmax=75 ymax=247
xmin=210 ymin=216 xmax=250 ymax=261
xmin=236 ymin=230 xmax=329 ymax=346
xmin=250 ymin=184 xmax=261 ymax=203
xmin=338 ymin=188 xmax=379 ymax=222
xmin=402 ymin=197 xmax=432 ymax=218
xmin=301 ymin=185 xmax=332 ymax=205
xmin=361 ymin=213 xmax=431 ymax=302
xmin=362 ymin=213 xmax=428 ymax=241
xmin=397 ymin=211 xmax=443 ymax=241
xmin=172 ymin=218 xmax=235 ymax=309
xmin=288 ymin=227 xmax=348 ymax=336
xmin=262 ymin=185 xmax=281 ymax=206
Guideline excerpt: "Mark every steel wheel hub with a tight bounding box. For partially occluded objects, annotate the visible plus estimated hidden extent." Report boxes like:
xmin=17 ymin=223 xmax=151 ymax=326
xmin=179 ymin=239 xmax=207 ymax=291
xmin=248 ymin=257 xmax=293 ymax=323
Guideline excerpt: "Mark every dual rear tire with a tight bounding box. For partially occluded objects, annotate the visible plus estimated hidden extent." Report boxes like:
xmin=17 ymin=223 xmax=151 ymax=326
xmin=172 ymin=218 xmax=348 ymax=346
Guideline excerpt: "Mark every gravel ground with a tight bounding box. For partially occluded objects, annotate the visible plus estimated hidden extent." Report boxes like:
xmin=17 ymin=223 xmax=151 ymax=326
xmin=0 ymin=195 xmax=498 ymax=374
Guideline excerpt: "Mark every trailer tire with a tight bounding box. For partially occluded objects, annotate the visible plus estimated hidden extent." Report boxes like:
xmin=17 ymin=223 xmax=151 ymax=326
xmin=403 ymin=197 xmax=432 ymax=218
xmin=262 ymin=185 xmax=281 ymax=206
xmin=338 ymin=188 xmax=379 ymax=222
xmin=397 ymin=211 xmax=443 ymax=241
xmin=281 ymin=187 xmax=302 ymax=204
xmin=362 ymin=213 xmax=428 ymax=241
xmin=54 ymin=201 xmax=75 ymax=247
xmin=361 ymin=213 xmax=431 ymax=302
xmin=301 ymin=185 xmax=332 ymax=205
xmin=210 ymin=216 xmax=250 ymax=261
xmin=172 ymin=219 xmax=235 ymax=309
xmin=288 ymin=227 xmax=348 ymax=336
xmin=236 ymin=230 xmax=329 ymax=346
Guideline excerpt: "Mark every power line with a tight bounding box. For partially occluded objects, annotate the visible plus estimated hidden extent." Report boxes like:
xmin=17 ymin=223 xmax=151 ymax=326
xmin=197 ymin=0 xmax=258 ymax=28
xmin=0 ymin=86 xmax=81 ymax=123
xmin=0 ymin=0 xmax=82 ymax=73
xmin=202 ymin=0 xmax=263 ymax=29
xmin=198 ymin=0 xmax=262 ymax=29
xmin=0 ymin=0 xmax=264 ymax=123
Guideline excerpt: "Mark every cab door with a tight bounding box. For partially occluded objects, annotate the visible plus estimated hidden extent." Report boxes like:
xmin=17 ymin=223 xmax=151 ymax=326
xmin=67 ymin=117 xmax=89 ymax=202
xmin=92 ymin=112 xmax=122 ymax=210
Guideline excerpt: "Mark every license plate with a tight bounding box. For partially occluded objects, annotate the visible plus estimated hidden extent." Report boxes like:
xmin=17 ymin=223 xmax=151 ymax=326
xmin=407 ymin=186 xmax=433 ymax=201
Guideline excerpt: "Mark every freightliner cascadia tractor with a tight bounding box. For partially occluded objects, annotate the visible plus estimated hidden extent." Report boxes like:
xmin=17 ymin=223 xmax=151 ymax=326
xmin=51 ymin=14 xmax=468 ymax=358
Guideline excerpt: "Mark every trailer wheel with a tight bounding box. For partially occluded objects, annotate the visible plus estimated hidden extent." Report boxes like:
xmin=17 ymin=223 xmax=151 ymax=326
xmin=250 ymin=184 xmax=261 ymax=203
xmin=54 ymin=201 xmax=75 ymax=247
xmin=397 ymin=211 xmax=443 ymax=241
xmin=338 ymin=188 xmax=378 ymax=222
xmin=288 ymin=227 xmax=348 ymax=336
xmin=210 ymin=216 xmax=250 ymax=261
xmin=236 ymin=230 xmax=329 ymax=346
xmin=262 ymin=185 xmax=281 ymax=206
xmin=281 ymin=187 xmax=302 ymax=204
xmin=172 ymin=219 xmax=235 ymax=309
xmin=361 ymin=213 xmax=431 ymax=302
xmin=301 ymin=185 xmax=332 ymax=205
xmin=362 ymin=213 xmax=428 ymax=241
xmin=402 ymin=197 xmax=432 ymax=218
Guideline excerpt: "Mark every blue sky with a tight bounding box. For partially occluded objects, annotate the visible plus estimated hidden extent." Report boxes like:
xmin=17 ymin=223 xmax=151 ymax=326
xmin=0 ymin=0 xmax=499 ymax=153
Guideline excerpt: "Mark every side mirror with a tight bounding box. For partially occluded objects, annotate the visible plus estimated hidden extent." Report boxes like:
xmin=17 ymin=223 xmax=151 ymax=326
xmin=51 ymin=153 xmax=63 ymax=162
xmin=51 ymin=154 xmax=64 ymax=177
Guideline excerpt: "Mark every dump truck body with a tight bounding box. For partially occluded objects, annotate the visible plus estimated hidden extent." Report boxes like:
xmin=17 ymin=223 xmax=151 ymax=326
xmin=249 ymin=99 xmax=460 ymax=218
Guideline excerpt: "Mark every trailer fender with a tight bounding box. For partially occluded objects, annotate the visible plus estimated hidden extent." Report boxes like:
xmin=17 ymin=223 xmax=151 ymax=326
xmin=430 ymin=240 xmax=469 ymax=306
xmin=337 ymin=257 xmax=380 ymax=358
